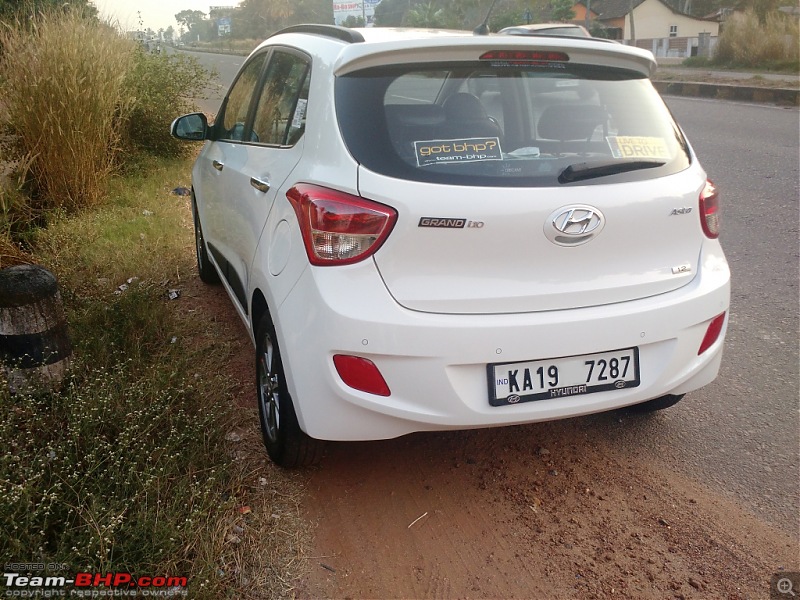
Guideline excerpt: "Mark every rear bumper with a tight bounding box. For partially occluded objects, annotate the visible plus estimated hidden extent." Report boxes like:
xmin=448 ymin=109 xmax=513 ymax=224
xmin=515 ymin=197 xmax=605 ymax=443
xmin=275 ymin=245 xmax=730 ymax=441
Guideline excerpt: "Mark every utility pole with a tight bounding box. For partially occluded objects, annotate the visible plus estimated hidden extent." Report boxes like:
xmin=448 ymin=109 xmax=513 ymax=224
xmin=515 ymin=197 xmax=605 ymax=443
xmin=585 ymin=0 xmax=591 ymax=31
xmin=628 ymin=0 xmax=636 ymax=43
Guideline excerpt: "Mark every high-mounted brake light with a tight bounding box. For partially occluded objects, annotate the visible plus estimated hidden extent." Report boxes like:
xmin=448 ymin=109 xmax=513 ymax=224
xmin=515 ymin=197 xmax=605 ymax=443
xmin=699 ymin=179 xmax=720 ymax=239
xmin=286 ymin=184 xmax=397 ymax=266
xmin=479 ymin=50 xmax=570 ymax=62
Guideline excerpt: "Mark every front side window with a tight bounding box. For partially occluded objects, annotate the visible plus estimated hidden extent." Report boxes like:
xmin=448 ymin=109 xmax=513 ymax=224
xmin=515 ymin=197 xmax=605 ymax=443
xmin=336 ymin=62 xmax=691 ymax=187
xmin=669 ymin=25 xmax=678 ymax=37
xmin=220 ymin=54 xmax=267 ymax=141
xmin=252 ymin=51 xmax=311 ymax=146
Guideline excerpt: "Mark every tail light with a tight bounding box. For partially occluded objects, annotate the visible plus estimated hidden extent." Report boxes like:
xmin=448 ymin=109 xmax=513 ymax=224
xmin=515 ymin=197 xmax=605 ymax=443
xmin=333 ymin=355 xmax=391 ymax=396
xmin=287 ymin=184 xmax=397 ymax=266
xmin=699 ymin=180 xmax=720 ymax=239
xmin=698 ymin=312 xmax=726 ymax=355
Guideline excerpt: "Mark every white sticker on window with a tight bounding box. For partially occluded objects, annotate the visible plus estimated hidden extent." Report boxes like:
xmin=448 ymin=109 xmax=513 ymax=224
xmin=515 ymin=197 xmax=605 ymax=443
xmin=291 ymin=99 xmax=308 ymax=130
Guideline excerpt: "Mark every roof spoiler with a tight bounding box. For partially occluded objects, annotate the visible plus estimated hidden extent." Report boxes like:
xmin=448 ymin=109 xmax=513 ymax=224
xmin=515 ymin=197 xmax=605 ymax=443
xmin=270 ymin=24 xmax=365 ymax=44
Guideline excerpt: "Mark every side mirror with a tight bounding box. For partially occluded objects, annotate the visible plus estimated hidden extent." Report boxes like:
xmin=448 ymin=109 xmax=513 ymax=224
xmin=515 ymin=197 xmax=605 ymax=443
xmin=170 ymin=113 xmax=209 ymax=141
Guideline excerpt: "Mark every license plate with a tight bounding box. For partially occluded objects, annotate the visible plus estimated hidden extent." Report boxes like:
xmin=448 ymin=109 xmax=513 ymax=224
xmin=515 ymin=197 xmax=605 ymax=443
xmin=488 ymin=347 xmax=640 ymax=407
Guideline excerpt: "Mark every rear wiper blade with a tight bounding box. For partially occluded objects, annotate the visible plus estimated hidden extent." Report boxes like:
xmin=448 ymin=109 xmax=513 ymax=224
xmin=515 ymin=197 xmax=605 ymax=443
xmin=558 ymin=159 xmax=666 ymax=184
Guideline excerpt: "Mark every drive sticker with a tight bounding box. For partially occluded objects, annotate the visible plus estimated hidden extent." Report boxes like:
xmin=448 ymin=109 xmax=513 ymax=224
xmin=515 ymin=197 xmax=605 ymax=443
xmin=291 ymin=99 xmax=307 ymax=130
xmin=607 ymin=136 xmax=670 ymax=160
xmin=414 ymin=137 xmax=502 ymax=167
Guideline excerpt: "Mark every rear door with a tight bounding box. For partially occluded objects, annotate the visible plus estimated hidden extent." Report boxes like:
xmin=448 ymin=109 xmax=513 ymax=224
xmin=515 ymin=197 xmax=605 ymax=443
xmin=335 ymin=53 xmax=705 ymax=314
xmin=196 ymin=51 xmax=268 ymax=305
xmin=200 ymin=48 xmax=311 ymax=313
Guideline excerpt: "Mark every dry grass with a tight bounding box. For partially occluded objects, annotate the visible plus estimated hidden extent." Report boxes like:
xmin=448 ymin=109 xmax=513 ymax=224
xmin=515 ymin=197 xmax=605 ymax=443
xmin=0 ymin=12 xmax=135 ymax=211
xmin=0 ymin=134 xmax=35 ymax=268
xmin=208 ymin=423 xmax=314 ymax=599
xmin=714 ymin=11 xmax=800 ymax=69
xmin=0 ymin=234 xmax=30 ymax=269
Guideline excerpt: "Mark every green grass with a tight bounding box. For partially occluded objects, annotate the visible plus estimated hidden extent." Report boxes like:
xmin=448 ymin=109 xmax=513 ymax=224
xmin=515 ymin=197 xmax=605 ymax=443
xmin=35 ymin=156 xmax=195 ymax=295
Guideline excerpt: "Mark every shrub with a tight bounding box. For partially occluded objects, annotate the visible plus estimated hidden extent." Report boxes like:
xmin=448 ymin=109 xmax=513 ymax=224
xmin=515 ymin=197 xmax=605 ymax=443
xmin=123 ymin=48 xmax=211 ymax=158
xmin=0 ymin=11 xmax=135 ymax=211
xmin=681 ymin=56 xmax=712 ymax=68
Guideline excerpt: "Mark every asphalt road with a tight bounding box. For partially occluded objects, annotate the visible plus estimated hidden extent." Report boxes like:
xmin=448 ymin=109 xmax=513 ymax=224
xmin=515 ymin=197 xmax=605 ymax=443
xmin=183 ymin=50 xmax=800 ymax=534
xmin=607 ymin=97 xmax=799 ymax=533
xmin=188 ymin=51 xmax=241 ymax=117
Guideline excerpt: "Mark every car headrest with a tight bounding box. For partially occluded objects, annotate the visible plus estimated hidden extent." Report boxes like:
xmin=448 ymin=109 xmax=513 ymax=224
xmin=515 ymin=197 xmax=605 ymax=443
xmin=538 ymin=105 xmax=608 ymax=141
xmin=443 ymin=93 xmax=489 ymax=122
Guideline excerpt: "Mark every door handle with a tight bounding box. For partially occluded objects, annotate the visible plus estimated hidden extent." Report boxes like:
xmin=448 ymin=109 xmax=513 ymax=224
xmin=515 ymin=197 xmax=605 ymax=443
xmin=212 ymin=160 xmax=224 ymax=171
xmin=250 ymin=177 xmax=270 ymax=193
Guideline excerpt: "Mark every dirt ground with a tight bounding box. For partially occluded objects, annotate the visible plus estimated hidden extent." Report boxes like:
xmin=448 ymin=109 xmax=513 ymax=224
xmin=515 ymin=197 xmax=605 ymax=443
xmin=296 ymin=428 xmax=797 ymax=599
xmin=185 ymin=274 xmax=798 ymax=600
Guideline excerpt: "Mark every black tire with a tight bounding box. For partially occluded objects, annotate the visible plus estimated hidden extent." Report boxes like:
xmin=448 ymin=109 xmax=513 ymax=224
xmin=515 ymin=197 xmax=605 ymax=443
xmin=626 ymin=394 xmax=685 ymax=414
xmin=192 ymin=198 xmax=220 ymax=284
xmin=255 ymin=313 xmax=324 ymax=467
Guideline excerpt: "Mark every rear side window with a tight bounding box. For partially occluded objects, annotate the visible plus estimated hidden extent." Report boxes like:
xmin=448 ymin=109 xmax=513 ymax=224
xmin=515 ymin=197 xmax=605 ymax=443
xmin=220 ymin=54 xmax=267 ymax=141
xmin=336 ymin=63 xmax=691 ymax=187
xmin=252 ymin=51 xmax=310 ymax=146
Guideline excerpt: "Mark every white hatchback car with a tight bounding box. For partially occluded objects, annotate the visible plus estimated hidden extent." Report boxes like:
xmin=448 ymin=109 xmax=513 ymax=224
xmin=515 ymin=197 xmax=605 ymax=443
xmin=172 ymin=25 xmax=730 ymax=467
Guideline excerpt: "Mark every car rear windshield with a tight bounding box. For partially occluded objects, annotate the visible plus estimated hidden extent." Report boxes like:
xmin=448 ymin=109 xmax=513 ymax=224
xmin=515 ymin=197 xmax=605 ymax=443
xmin=335 ymin=62 xmax=691 ymax=187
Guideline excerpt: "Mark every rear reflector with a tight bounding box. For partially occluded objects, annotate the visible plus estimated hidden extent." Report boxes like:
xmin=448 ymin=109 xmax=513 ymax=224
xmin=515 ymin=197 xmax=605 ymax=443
xmin=698 ymin=312 xmax=726 ymax=355
xmin=699 ymin=180 xmax=720 ymax=239
xmin=480 ymin=50 xmax=569 ymax=63
xmin=287 ymin=184 xmax=397 ymax=266
xmin=333 ymin=355 xmax=391 ymax=397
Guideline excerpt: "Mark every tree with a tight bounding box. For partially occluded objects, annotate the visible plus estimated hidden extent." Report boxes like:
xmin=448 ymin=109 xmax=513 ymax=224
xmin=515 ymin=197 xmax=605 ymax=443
xmin=268 ymin=0 xmax=293 ymax=25
xmin=403 ymin=0 xmax=451 ymax=28
xmin=374 ymin=0 xmax=410 ymax=26
xmin=233 ymin=0 xmax=272 ymax=38
xmin=342 ymin=14 xmax=366 ymax=26
xmin=750 ymin=0 xmax=780 ymax=24
xmin=550 ymin=0 xmax=575 ymax=21
xmin=292 ymin=0 xmax=334 ymax=25
xmin=174 ymin=9 xmax=206 ymax=30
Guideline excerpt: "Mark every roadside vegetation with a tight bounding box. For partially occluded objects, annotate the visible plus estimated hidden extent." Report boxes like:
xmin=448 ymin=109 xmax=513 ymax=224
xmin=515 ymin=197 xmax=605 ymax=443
xmin=676 ymin=8 xmax=799 ymax=72
xmin=0 ymin=7 xmax=307 ymax=598
xmin=711 ymin=10 xmax=799 ymax=71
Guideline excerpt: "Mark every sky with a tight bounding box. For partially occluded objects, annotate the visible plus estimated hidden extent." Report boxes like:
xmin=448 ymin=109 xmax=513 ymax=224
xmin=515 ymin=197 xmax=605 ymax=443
xmin=92 ymin=0 xmax=235 ymax=33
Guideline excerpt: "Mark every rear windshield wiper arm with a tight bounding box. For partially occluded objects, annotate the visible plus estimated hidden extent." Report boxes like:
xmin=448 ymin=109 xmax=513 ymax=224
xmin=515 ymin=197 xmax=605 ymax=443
xmin=558 ymin=159 xmax=666 ymax=184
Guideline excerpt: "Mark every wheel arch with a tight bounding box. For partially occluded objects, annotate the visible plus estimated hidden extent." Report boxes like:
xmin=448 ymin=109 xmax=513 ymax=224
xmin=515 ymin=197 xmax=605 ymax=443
xmin=251 ymin=288 xmax=270 ymax=339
